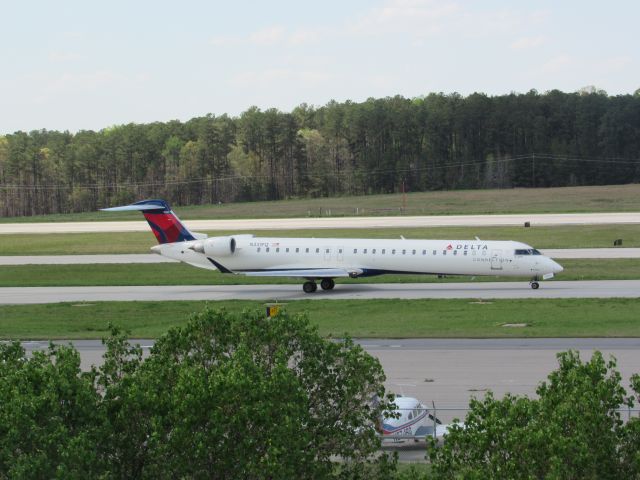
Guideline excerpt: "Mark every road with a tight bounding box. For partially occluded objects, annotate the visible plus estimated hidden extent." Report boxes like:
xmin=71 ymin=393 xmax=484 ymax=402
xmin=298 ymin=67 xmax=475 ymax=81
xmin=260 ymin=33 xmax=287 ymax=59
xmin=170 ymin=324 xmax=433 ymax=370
xmin=2 ymin=248 xmax=639 ymax=265
xmin=1 ymin=212 xmax=638 ymax=234
xmin=1 ymin=280 xmax=638 ymax=304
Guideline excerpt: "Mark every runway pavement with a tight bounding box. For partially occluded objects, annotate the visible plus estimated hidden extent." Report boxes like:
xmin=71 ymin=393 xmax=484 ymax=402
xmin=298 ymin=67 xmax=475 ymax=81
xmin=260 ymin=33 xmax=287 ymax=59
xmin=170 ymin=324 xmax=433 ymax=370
xmin=2 ymin=248 xmax=639 ymax=265
xmin=1 ymin=212 xmax=639 ymax=234
xmin=17 ymin=339 xmax=640 ymax=463
xmin=1 ymin=280 xmax=639 ymax=304
xmin=21 ymin=337 xmax=640 ymax=424
xmin=0 ymin=254 xmax=177 ymax=265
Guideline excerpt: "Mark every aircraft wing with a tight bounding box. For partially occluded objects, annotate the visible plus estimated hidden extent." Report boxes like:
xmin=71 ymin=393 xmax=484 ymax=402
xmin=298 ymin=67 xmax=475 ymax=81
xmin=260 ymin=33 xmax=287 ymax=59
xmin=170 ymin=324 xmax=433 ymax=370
xmin=206 ymin=258 xmax=362 ymax=278
xmin=239 ymin=268 xmax=360 ymax=278
xmin=414 ymin=423 xmax=461 ymax=440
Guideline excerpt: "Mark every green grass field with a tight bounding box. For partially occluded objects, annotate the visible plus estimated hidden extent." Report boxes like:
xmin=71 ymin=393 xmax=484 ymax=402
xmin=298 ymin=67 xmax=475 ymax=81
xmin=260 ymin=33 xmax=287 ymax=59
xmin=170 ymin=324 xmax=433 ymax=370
xmin=1 ymin=224 xmax=638 ymax=255
xmin=0 ymin=298 xmax=638 ymax=339
xmin=1 ymin=184 xmax=637 ymax=341
xmin=0 ymin=259 xmax=637 ymax=287
xmin=2 ymin=184 xmax=639 ymax=223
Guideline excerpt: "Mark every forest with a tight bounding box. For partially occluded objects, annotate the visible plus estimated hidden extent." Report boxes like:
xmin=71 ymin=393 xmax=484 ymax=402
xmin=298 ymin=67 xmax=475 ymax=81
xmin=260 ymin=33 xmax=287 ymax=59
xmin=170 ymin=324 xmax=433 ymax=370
xmin=1 ymin=89 xmax=639 ymax=216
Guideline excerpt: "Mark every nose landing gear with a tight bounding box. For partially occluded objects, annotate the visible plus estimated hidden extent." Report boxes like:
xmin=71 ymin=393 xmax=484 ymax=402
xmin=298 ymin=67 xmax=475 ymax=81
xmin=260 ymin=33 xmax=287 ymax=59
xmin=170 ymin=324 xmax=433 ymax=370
xmin=530 ymin=277 xmax=540 ymax=289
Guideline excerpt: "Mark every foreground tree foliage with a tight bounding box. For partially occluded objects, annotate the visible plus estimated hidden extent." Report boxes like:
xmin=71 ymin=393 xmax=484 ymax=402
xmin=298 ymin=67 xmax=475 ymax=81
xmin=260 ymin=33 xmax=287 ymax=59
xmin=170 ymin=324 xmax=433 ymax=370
xmin=425 ymin=351 xmax=640 ymax=480
xmin=0 ymin=308 xmax=396 ymax=479
xmin=1 ymin=89 xmax=639 ymax=216
xmin=0 ymin=343 xmax=103 ymax=478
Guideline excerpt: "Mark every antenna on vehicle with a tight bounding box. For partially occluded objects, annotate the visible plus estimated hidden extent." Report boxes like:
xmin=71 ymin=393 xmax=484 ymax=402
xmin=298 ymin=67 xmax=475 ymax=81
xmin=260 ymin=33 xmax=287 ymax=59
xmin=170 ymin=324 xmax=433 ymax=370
xmin=475 ymin=236 xmax=481 ymax=241
xmin=400 ymin=235 xmax=406 ymax=240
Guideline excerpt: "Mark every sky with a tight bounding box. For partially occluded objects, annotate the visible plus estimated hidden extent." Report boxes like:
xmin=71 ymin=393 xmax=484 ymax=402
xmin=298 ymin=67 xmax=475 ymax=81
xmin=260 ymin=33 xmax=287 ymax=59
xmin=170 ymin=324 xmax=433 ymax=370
xmin=1 ymin=0 xmax=638 ymax=133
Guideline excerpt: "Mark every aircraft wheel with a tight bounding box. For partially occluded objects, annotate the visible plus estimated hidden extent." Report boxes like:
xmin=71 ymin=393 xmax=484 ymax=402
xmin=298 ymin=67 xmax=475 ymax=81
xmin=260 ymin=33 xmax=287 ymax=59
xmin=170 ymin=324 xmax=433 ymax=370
xmin=531 ymin=281 xmax=540 ymax=290
xmin=320 ymin=278 xmax=335 ymax=290
xmin=303 ymin=281 xmax=317 ymax=293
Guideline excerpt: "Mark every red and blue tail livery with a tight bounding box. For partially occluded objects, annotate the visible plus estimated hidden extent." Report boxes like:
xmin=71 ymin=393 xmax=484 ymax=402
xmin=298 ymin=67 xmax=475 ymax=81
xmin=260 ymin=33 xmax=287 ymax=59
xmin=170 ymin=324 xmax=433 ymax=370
xmin=101 ymin=199 xmax=196 ymax=244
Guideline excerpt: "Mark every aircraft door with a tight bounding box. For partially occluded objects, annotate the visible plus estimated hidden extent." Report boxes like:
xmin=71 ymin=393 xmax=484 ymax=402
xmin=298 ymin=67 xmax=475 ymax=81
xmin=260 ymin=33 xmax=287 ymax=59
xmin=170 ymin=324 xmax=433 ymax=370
xmin=490 ymin=249 xmax=503 ymax=270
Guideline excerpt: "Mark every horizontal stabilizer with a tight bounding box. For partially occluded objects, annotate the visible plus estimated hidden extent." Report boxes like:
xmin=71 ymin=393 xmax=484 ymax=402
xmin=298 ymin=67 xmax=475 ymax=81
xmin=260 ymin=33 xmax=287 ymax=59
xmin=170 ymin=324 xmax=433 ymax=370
xmin=101 ymin=204 xmax=167 ymax=212
xmin=101 ymin=199 xmax=172 ymax=212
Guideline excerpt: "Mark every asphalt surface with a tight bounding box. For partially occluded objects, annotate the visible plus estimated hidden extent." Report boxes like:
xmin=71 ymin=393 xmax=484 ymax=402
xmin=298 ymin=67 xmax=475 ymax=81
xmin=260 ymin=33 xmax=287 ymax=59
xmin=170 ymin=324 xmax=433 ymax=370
xmin=21 ymin=337 xmax=640 ymax=462
xmin=23 ymin=338 xmax=640 ymax=415
xmin=1 ymin=212 xmax=639 ymax=234
xmin=3 ymin=212 xmax=637 ymax=463
xmin=1 ymin=280 xmax=638 ymax=304
xmin=2 ymin=248 xmax=639 ymax=265
xmin=0 ymin=254 xmax=178 ymax=265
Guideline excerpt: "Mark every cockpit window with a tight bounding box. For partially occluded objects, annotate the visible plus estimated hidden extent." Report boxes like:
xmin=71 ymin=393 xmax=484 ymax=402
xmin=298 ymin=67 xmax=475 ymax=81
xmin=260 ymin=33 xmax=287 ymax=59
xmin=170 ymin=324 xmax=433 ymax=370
xmin=515 ymin=249 xmax=542 ymax=256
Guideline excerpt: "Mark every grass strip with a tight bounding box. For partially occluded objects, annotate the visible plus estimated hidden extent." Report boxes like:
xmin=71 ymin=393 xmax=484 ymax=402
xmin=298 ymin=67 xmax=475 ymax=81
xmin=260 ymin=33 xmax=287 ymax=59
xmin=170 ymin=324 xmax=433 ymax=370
xmin=0 ymin=298 xmax=638 ymax=339
xmin=1 ymin=225 xmax=639 ymax=255
xmin=2 ymin=184 xmax=640 ymax=223
xmin=0 ymin=259 xmax=637 ymax=287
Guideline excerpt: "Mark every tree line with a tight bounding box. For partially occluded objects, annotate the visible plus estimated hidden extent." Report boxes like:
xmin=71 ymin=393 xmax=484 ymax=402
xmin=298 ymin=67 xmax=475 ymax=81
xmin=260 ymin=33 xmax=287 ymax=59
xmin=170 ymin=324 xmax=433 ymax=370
xmin=1 ymin=89 xmax=639 ymax=217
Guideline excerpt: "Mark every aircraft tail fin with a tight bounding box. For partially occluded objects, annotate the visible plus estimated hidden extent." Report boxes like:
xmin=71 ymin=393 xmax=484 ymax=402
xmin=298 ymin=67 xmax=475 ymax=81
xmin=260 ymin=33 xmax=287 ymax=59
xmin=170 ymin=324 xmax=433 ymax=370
xmin=101 ymin=199 xmax=203 ymax=244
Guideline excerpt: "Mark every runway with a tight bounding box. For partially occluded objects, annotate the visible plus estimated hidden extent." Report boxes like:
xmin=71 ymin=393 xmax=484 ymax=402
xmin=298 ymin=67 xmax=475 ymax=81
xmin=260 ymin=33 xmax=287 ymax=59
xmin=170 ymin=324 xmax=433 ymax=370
xmin=18 ymin=339 xmax=640 ymax=463
xmin=2 ymin=248 xmax=639 ymax=265
xmin=0 ymin=254 xmax=178 ymax=265
xmin=1 ymin=212 xmax=638 ymax=234
xmin=21 ymin=337 xmax=640 ymax=424
xmin=1 ymin=280 xmax=638 ymax=304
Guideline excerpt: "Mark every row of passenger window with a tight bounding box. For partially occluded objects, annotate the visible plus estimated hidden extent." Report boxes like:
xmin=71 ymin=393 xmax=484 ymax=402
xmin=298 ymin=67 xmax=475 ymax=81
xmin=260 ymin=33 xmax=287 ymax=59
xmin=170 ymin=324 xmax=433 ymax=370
xmin=257 ymin=247 xmax=336 ymax=254
xmin=255 ymin=246 xmax=487 ymax=256
xmin=352 ymin=248 xmax=483 ymax=256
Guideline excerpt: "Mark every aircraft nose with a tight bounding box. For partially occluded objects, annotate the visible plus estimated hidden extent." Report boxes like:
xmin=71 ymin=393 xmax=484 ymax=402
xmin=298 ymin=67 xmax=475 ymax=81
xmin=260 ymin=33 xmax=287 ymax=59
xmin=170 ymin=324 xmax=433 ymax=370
xmin=551 ymin=260 xmax=563 ymax=274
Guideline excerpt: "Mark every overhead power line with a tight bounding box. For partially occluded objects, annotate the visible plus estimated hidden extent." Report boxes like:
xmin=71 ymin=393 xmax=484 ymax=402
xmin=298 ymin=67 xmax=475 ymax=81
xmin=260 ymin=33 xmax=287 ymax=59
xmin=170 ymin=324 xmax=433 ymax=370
xmin=1 ymin=153 xmax=637 ymax=191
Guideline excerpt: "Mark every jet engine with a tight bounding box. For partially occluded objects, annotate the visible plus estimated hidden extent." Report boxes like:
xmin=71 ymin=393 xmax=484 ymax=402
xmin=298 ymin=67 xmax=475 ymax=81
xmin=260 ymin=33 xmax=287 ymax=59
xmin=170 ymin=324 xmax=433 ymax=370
xmin=189 ymin=234 xmax=253 ymax=257
xmin=190 ymin=236 xmax=236 ymax=256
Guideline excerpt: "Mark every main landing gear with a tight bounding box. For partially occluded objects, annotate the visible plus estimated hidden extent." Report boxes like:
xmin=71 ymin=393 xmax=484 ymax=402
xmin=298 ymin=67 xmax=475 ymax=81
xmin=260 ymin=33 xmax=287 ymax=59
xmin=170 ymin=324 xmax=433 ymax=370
xmin=303 ymin=281 xmax=317 ymax=293
xmin=302 ymin=278 xmax=335 ymax=293
xmin=320 ymin=278 xmax=335 ymax=291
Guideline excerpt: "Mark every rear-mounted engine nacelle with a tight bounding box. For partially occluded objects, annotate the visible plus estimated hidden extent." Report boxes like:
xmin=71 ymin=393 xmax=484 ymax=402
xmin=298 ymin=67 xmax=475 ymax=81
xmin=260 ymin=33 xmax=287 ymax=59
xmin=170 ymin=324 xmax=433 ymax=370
xmin=190 ymin=236 xmax=236 ymax=256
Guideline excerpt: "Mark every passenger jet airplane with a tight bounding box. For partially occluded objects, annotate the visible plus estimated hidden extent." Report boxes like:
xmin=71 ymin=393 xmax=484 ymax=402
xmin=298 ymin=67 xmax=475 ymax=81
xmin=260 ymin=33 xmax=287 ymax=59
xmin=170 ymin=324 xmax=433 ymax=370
xmin=103 ymin=199 xmax=563 ymax=292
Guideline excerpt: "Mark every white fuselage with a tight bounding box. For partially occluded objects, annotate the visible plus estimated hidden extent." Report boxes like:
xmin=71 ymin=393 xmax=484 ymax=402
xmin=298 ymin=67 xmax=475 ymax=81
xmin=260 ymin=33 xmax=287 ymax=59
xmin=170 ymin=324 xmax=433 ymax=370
xmin=382 ymin=396 xmax=451 ymax=441
xmin=155 ymin=235 xmax=563 ymax=280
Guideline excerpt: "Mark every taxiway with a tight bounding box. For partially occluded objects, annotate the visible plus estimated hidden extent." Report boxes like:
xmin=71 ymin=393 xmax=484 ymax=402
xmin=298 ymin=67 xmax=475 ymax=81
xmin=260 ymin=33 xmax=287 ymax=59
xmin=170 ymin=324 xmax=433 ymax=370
xmin=1 ymin=280 xmax=638 ymax=304
xmin=1 ymin=212 xmax=638 ymax=234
